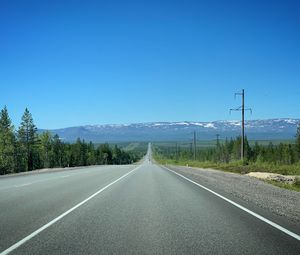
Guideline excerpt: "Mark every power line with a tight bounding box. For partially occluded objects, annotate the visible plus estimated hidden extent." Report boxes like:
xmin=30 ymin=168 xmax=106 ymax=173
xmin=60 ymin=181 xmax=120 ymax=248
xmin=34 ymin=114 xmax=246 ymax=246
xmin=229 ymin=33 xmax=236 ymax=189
xmin=230 ymin=89 xmax=252 ymax=161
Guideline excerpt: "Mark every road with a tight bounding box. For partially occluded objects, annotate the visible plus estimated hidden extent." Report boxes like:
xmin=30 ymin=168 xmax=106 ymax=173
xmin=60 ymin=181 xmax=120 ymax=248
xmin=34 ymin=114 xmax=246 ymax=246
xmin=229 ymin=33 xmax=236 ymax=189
xmin=0 ymin=146 xmax=299 ymax=254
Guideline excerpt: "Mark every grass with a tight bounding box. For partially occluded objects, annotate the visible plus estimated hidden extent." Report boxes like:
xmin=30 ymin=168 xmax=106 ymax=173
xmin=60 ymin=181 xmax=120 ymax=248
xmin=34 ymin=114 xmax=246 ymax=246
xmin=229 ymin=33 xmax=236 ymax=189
xmin=155 ymin=156 xmax=300 ymax=175
xmin=265 ymin=180 xmax=300 ymax=192
xmin=155 ymin=157 xmax=243 ymax=174
xmin=154 ymin=154 xmax=300 ymax=192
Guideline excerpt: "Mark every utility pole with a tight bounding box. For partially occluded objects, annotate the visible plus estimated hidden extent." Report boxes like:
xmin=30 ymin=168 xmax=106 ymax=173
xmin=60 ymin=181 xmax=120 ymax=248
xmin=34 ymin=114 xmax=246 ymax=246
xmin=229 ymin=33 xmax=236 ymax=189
xmin=216 ymin=134 xmax=220 ymax=147
xmin=193 ymin=131 xmax=196 ymax=161
xmin=230 ymin=89 xmax=252 ymax=161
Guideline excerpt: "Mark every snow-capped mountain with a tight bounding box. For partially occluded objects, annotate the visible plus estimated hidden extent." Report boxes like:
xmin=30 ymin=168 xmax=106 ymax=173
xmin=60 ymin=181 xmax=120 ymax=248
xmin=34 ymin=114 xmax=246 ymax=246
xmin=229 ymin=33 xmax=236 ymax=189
xmin=43 ymin=118 xmax=300 ymax=142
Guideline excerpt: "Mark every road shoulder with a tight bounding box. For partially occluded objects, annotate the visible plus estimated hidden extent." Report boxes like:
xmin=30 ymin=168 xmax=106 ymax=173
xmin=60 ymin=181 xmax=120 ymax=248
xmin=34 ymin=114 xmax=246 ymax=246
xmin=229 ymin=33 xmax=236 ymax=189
xmin=162 ymin=164 xmax=300 ymax=231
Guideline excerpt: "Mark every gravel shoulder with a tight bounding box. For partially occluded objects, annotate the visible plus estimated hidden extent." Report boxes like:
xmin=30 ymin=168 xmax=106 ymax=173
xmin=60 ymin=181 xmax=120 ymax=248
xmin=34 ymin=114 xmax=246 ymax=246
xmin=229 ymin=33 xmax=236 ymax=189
xmin=165 ymin=164 xmax=300 ymax=224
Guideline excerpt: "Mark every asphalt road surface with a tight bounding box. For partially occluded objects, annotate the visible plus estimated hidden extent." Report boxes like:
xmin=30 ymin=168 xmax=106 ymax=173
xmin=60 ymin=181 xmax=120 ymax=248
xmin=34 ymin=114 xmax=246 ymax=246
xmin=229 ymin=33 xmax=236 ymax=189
xmin=0 ymin=146 xmax=299 ymax=254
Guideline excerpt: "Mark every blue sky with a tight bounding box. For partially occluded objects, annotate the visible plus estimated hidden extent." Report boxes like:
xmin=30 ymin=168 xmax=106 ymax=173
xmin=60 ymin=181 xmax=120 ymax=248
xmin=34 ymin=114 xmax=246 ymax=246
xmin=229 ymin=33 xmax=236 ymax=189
xmin=0 ymin=0 xmax=299 ymax=129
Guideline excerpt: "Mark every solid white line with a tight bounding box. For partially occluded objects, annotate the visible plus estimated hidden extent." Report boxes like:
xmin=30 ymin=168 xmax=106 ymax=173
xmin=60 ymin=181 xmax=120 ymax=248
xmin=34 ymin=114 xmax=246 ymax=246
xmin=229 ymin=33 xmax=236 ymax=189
xmin=0 ymin=165 xmax=142 ymax=255
xmin=161 ymin=165 xmax=300 ymax=241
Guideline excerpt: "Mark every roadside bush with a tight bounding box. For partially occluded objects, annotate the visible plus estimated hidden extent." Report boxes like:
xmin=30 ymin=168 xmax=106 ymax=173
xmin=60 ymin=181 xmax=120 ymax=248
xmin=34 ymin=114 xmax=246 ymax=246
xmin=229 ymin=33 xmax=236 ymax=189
xmin=295 ymin=176 xmax=300 ymax=187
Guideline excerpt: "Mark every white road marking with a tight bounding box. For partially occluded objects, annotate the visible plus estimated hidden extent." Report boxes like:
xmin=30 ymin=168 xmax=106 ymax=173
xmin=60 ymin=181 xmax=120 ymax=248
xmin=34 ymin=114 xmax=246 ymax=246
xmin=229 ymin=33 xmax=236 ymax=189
xmin=14 ymin=183 xmax=32 ymax=187
xmin=0 ymin=165 xmax=130 ymax=191
xmin=0 ymin=165 xmax=141 ymax=255
xmin=1 ymin=175 xmax=71 ymax=190
xmin=161 ymin=165 xmax=300 ymax=241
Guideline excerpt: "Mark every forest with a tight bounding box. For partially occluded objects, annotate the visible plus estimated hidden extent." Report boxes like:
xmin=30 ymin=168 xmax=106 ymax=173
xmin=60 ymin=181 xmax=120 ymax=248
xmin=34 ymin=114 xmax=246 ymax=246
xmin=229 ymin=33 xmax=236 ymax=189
xmin=154 ymin=125 xmax=300 ymax=175
xmin=0 ymin=106 xmax=141 ymax=175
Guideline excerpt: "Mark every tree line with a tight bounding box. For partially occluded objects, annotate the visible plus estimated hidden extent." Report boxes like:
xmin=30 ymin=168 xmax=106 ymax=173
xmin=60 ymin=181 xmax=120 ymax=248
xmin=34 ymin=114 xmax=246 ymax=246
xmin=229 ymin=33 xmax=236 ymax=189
xmin=156 ymin=125 xmax=300 ymax=166
xmin=0 ymin=106 xmax=140 ymax=175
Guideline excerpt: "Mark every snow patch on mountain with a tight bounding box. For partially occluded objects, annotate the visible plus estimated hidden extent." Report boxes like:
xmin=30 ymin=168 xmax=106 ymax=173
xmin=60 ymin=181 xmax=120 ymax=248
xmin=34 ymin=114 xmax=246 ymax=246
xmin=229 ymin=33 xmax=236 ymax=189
xmin=43 ymin=118 xmax=300 ymax=142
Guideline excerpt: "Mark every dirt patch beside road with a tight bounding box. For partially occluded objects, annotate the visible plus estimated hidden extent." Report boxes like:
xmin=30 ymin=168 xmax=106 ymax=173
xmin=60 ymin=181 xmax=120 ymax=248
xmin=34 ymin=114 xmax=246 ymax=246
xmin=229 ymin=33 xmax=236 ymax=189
xmin=246 ymin=172 xmax=296 ymax=184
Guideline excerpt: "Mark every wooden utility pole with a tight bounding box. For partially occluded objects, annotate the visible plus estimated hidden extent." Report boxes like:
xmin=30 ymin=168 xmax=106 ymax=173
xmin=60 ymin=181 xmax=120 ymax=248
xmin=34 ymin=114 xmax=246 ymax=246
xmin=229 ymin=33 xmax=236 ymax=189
xmin=193 ymin=131 xmax=196 ymax=160
xmin=230 ymin=89 xmax=252 ymax=161
xmin=241 ymin=89 xmax=245 ymax=160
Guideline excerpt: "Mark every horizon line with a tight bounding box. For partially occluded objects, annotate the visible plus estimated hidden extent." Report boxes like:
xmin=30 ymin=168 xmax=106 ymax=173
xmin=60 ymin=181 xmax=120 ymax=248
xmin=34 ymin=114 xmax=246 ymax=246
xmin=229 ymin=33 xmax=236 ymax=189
xmin=38 ymin=117 xmax=300 ymax=130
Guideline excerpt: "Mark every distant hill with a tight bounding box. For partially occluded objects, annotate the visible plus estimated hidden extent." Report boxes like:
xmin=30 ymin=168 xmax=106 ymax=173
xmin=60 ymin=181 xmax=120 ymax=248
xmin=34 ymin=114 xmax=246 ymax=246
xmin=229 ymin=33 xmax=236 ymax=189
xmin=40 ymin=118 xmax=300 ymax=142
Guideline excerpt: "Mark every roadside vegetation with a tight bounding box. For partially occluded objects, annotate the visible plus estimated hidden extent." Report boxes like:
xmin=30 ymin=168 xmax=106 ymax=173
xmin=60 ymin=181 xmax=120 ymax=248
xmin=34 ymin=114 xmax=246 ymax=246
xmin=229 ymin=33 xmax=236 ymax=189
xmin=264 ymin=179 xmax=300 ymax=192
xmin=153 ymin=125 xmax=300 ymax=190
xmin=0 ymin=106 xmax=143 ymax=175
xmin=114 ymin=142 xmax=148 ymax=160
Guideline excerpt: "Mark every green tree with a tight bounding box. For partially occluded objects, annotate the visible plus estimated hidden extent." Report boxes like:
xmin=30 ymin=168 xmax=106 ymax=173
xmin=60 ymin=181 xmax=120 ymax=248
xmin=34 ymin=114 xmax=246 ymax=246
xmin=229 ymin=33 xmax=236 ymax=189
xmin=0 ymin=106 xmax=16 ymax=174
xmin=244 ymin=136 xmax=252 ymax=161
xmin=80 ymin=139 xmax=88 ymax=166
xmin=264 ymin=142 xmax=276 ymax=163
xmin=112 ymin=145 xmax=122 ymax=164
xmin=70 ymin=138 xmax=88 ymax=166
xmin=39 ymin=131 xmax=53 ymax=168
xmin=87 ymin=142 xmax=96 ymax=165
xmin=222 ymin=138 xmax=231 ymax=163
xmin=18 ymin=108 xmax=38 ymax=171
xmin=252 ymin=142 xmax=260 ymax=162
xmin=52 ymin=134 xmax=63 ymax=167
xmin=232 ymin=136 xmax=241 ymax=160
xmin=99 ymin=143 xmax=112 ymax=164
xmin=0 ymin=108 xmax=139 ymax=175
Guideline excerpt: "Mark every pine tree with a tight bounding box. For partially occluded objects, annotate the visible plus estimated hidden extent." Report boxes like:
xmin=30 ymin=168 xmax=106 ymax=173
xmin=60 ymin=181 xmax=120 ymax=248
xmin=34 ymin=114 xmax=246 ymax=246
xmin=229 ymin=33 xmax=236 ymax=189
xmin=112 ymin=145 xmax=122 ymax=164
xmin=244 ymin=136 xmax=252 ymax=162
xmin=0 ymin=106 xmax=16 ymax=174
xmin=232 ymin=136 xmax=241 ymax=160
xmin=72 ymin=138 xmax=83 ymax=166
xmin=80 ymin=139 xmax=88 ymax=166
xmin=99 ymin=143 xmax=112 ymax=164
xmin=18 ymin=108 xmax=38 ymax=171
xmin=286 ymin=144 xmax=295 ymax=165
xmin=223 ymin=138 xmax=230 ymax=163
xmin=252 ymin=142 xmax=260 ymax=162
xmin=39 ymin=131 xmax=53 ymax=168
xmin=265 ymin=142 xmax=275 ymax=163
xmin=87 ymin=142 xmax=96 ymax=165
xmin=52 ymin=134 xmax=63 ymax=167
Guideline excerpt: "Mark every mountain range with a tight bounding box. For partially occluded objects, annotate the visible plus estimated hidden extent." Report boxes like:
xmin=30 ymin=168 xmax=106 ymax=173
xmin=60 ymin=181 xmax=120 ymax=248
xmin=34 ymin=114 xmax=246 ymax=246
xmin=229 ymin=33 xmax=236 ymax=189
xmin=41 ymin=118 xmax=300 ymax=142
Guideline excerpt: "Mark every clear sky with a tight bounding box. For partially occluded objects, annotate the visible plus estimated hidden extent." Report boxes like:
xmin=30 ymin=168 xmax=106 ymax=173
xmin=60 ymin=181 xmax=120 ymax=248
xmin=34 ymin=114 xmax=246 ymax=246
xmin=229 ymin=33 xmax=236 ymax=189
xmin=0 ymin=0 xmax=299 ymax=129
